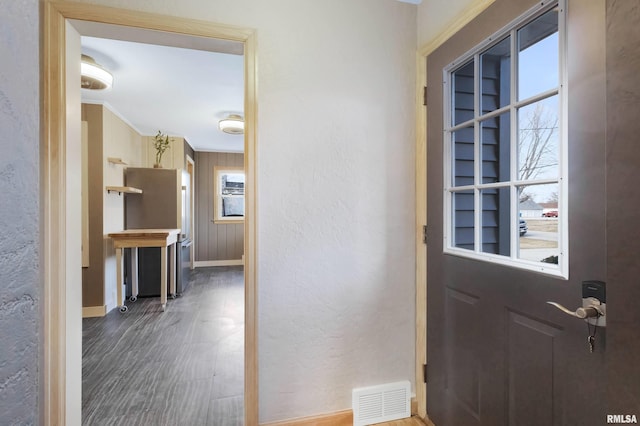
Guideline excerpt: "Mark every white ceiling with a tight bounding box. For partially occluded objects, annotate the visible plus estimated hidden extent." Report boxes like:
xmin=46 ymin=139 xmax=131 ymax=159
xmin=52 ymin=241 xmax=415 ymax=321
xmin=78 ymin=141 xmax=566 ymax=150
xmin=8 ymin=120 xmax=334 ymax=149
xmin=79 ymin=27 xmax=245 ymax=153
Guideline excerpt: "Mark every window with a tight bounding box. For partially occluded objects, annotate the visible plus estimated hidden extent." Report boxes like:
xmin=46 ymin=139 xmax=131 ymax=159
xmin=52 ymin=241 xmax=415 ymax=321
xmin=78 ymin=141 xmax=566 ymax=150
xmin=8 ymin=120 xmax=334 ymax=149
xmin=443 ymin=0 xmax=567 ymax=277
xmin=214 ymin=166 xmax=245 ymax=223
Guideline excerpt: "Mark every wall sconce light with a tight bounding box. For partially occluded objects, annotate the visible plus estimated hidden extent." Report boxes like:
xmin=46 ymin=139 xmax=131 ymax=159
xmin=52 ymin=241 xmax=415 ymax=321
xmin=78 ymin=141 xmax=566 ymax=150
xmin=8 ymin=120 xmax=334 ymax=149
xmin=81 ymin=54 xmax=113 ymax=90
xmin=218 ymin=114 xmax=244 ymax=135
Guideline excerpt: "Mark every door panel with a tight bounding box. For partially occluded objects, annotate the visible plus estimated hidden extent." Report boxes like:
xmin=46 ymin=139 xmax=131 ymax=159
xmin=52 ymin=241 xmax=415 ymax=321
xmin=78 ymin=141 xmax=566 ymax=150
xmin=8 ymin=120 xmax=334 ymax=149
xmin=506 ymin=311 xmax=562 ymax=426
xmin=426 ymin=0 xmax=607 ymax=425
xmin=445 ymin=288 xmax=481 ymax=422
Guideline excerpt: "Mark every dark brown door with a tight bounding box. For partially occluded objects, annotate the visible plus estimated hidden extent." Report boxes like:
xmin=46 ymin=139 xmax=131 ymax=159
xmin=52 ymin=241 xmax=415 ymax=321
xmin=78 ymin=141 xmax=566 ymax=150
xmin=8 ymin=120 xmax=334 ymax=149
xmin=425 ymin=0 xmax=616 ymax=425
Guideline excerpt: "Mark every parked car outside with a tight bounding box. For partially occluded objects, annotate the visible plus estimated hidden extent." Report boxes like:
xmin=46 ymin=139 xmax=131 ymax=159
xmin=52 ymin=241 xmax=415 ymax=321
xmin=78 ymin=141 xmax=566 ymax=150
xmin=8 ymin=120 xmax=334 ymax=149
xmin=543 ymin=210 xmax=558 ymax=217
xmin=519 ymin=219 xmax=528 ymax=236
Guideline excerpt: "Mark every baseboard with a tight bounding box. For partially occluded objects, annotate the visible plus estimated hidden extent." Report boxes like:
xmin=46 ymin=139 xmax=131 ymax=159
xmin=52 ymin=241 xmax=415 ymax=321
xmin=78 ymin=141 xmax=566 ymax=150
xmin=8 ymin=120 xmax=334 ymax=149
xmin=82 ymin=305 xmax=106 ymax=318
xmin=260 ymin=397 xmax=418 ymax=426
xmin=260 ymin=409 xmax=353 ymax=426
xmin=194 ymin=259 xmax=244 ymax=267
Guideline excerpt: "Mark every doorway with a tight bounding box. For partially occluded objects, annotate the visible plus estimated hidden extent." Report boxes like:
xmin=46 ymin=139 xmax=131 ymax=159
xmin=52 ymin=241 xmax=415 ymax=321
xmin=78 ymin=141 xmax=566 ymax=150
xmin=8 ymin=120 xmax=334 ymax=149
xmin=42 ymin=2 xmax=257 ymax=424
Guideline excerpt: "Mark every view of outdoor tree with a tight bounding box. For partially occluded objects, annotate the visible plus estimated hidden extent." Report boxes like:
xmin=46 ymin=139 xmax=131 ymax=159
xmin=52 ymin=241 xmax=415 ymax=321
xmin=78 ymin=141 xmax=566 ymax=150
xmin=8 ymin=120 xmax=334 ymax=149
xmin=518 ymin=102 xmax=559 ymax=201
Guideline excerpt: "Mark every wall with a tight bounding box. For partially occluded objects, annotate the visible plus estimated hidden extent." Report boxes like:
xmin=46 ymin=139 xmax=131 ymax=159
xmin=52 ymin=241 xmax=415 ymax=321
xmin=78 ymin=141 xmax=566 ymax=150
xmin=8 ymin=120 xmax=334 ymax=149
xmin=82 ymin=104 xmax=105 ymax=307
xmin=184 ymin=139 xmax=195 ymax=166
xmin=141 ymin=134 xmax=185 ymax=169
xmin=0 ymin=0 xmax=40 ymax=423
xmin=417 ymin=0 xmax=494 ymax=47
xmin=194 ymin=151 xmax=244 ymax=262
xmin=70 ymin=0 xmax=417 ymax=421
xmin=606 ymin=0 xmax=640 ymax=413
xmin=102 ymin=107 xmax=144 ymax=309
xmin=81 ymin=103 xmax=144 ymax=310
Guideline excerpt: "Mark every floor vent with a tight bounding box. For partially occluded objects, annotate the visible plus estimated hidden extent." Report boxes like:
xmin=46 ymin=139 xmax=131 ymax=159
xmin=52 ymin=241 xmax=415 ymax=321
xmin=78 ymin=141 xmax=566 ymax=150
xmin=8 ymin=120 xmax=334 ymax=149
xmin=352 ymin=380 xmax=411 ymax=426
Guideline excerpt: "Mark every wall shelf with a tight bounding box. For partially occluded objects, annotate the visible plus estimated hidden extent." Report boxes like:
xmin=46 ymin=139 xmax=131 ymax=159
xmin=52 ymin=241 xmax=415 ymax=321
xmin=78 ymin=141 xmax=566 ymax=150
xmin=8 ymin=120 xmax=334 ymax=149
xmin=107 ymin=157 xmax=128 ymax=165
xmin=106 ymin=186 xmax=142 ymax=195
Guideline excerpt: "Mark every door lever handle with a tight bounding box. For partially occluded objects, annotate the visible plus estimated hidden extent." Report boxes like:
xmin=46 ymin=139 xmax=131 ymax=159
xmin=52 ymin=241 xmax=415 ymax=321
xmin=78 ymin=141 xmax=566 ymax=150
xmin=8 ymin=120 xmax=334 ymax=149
xmin=546 ymin=301 xmax=602 ymax=319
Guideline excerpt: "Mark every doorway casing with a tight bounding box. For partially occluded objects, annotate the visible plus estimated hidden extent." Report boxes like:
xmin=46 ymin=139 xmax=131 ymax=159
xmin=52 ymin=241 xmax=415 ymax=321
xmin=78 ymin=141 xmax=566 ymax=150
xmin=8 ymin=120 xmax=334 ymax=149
xmin=414 ymin=0 xmax=496 ymax=421
xmin=42 ymin=1 xmax=258 ymax=424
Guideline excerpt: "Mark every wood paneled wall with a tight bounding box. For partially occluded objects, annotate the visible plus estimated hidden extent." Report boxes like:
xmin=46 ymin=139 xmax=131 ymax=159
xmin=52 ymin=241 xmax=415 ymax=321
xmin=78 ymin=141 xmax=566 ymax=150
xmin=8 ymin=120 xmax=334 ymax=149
xmin=194 ymin=151 xmax=244 ymax=262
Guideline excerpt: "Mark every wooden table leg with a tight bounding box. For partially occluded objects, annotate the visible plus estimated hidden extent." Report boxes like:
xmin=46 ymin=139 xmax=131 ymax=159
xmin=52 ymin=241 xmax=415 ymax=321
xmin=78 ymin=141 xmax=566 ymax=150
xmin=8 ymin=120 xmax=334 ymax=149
xmin=160 ymin=245 xmax=167 ymax=311
xmin=115 ymin=247 xmax=127 ymax=313
xmin=130 ymin=247 xmax=139 ymax=302
xmin=169 ymin=242 xmax=176 ymax=298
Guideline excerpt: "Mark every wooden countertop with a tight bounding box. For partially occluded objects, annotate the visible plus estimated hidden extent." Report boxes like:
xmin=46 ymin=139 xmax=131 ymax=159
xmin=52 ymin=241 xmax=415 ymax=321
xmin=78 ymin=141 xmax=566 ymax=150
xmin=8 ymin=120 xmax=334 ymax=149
xmin=108 ymin=229 xmax=181 ymax=249
xmin=108 ymin=229 xmax=180 ymax=238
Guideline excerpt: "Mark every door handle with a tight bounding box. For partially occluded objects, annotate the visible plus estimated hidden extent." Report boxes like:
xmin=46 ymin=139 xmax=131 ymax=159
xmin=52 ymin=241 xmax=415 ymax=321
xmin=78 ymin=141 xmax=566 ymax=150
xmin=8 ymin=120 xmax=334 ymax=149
xmin=546 ymin=301 xmax=603 ymax=319
xmin=547 ymin=280 xmax=606 ymax=327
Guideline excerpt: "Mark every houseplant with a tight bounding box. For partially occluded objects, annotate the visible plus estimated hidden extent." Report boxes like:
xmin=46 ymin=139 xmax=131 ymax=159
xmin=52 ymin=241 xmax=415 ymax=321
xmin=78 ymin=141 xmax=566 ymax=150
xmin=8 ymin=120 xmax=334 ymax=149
xmin=153 ymin=130 xmax=172 ymax=167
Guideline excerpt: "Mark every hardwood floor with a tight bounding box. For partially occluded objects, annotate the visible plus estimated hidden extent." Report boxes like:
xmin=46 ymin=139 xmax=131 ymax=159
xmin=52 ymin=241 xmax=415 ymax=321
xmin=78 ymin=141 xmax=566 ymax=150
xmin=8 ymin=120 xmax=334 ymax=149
xmin=82 ymin=266 xmax=428 ymax=426
xmin=82 ymin=266 xmax=244 ymax=426
xmin=376 ymin=416 xmax=428 ymax=425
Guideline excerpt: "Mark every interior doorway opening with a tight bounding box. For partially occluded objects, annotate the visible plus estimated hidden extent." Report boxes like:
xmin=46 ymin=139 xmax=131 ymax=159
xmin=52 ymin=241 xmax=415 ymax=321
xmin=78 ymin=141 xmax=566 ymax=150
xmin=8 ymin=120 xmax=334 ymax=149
xmin=42 ymin=3 xmax=257 ymax=424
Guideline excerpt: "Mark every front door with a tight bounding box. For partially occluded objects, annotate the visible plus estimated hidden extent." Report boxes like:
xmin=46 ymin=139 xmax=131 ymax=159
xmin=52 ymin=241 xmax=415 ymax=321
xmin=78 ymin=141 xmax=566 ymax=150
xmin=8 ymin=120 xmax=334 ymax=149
xmin=426 ymin=0 xmax=609 ymax=425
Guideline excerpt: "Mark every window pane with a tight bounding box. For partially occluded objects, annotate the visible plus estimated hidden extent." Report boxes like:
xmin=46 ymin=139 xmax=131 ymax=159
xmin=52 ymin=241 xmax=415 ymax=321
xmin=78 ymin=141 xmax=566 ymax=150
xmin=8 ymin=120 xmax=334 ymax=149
xmin=452 ymin=126 xmax=474 ymax=187
xmin=517 ymin=183 xmax=559 ymax=263
xmin=481 ymin=37 xmax=511 ymax=113
xmin=453 ymin=190 xmax=475 ymax=251
xmin=481 ymin=187 xmax=511 ymax=255
xmin=518 ymin=96 xmax=559 ymax=180
xmin=518 ymin=9 xmax=559 ymax=100
xmin=452 ymin=60 xmax=475 ymax=126
xmin=481 ymin=112 xmax=511 ymax=184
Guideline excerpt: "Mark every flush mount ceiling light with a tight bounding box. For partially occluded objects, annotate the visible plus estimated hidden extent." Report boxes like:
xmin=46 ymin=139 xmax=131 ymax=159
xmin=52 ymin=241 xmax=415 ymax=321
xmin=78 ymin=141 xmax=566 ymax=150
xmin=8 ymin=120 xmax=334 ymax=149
xmin=218 ymin=114 xmax=244 ymax=135
xmin=81 ymin=54 xmax=113 ymax=90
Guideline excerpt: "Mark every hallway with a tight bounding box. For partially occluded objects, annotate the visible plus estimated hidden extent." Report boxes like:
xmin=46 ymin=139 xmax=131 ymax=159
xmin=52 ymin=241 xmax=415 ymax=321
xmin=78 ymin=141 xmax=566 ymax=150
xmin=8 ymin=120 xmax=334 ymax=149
xmin=82 ymin=266 xmax=244 ymax=425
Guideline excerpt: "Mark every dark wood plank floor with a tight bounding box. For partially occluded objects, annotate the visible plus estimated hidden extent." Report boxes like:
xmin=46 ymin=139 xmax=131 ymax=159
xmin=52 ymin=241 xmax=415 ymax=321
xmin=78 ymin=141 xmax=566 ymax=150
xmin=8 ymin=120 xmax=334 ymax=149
xmin=82 ymin=266 xmax=244 ymax=426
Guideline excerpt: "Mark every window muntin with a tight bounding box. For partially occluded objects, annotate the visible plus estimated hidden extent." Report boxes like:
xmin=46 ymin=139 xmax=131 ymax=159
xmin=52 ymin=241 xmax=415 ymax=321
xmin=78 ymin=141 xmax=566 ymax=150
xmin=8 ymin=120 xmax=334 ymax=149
xmin=444 ymin=1 xmax=566 ymax=277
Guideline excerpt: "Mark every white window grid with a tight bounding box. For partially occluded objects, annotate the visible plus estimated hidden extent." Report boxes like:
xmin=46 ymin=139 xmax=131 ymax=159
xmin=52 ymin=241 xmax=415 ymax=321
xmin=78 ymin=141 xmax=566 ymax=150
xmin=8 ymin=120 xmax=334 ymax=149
xmin=442 ymin=0 xmax=568 ymax=278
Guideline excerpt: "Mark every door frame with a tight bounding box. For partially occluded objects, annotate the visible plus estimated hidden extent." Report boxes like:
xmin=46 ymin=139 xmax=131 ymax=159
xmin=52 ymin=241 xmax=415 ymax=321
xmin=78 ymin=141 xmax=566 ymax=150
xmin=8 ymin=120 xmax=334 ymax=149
xmin=42 ymin=1 xmax=258 ymax=424
xmin=186 ymin=154 xmax=196 ymax=270
xmin=414 ymin=0 xmax=496 ymax=421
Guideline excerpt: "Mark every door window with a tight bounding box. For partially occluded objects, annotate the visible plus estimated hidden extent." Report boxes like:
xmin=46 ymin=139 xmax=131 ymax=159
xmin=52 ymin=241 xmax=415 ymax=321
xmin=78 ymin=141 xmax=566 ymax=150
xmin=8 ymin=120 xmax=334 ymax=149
xmin=443 ymin=0 xmax=567 ymax=277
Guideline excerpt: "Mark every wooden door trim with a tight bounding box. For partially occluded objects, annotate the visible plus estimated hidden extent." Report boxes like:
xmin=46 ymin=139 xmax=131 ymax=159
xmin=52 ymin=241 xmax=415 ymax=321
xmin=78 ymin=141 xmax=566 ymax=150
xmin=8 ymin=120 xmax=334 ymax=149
xmin=42 ymin=2 xmax=258 ymax=424
xmin=186 ymin=155 xmax=195 ymax=270
xmin=415 ymin=0 xmax=496 ymax=420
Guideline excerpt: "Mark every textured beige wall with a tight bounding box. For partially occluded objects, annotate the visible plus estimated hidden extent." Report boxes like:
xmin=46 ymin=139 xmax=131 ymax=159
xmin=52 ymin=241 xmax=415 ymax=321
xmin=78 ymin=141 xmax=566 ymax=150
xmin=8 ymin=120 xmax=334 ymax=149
xmin=0 ymin=1 xmax=40 ymax=422
xmin=71 ymin=0 xmax=417 ymax=421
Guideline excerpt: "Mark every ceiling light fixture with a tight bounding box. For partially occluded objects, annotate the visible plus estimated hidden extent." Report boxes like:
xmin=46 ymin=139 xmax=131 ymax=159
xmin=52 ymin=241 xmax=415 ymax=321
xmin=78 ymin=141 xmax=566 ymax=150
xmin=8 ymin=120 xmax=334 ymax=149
xmin=81 ymin=54 xmax=113 ymax=90
xmin=218 ymin=114 xmax=244 ymax=135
